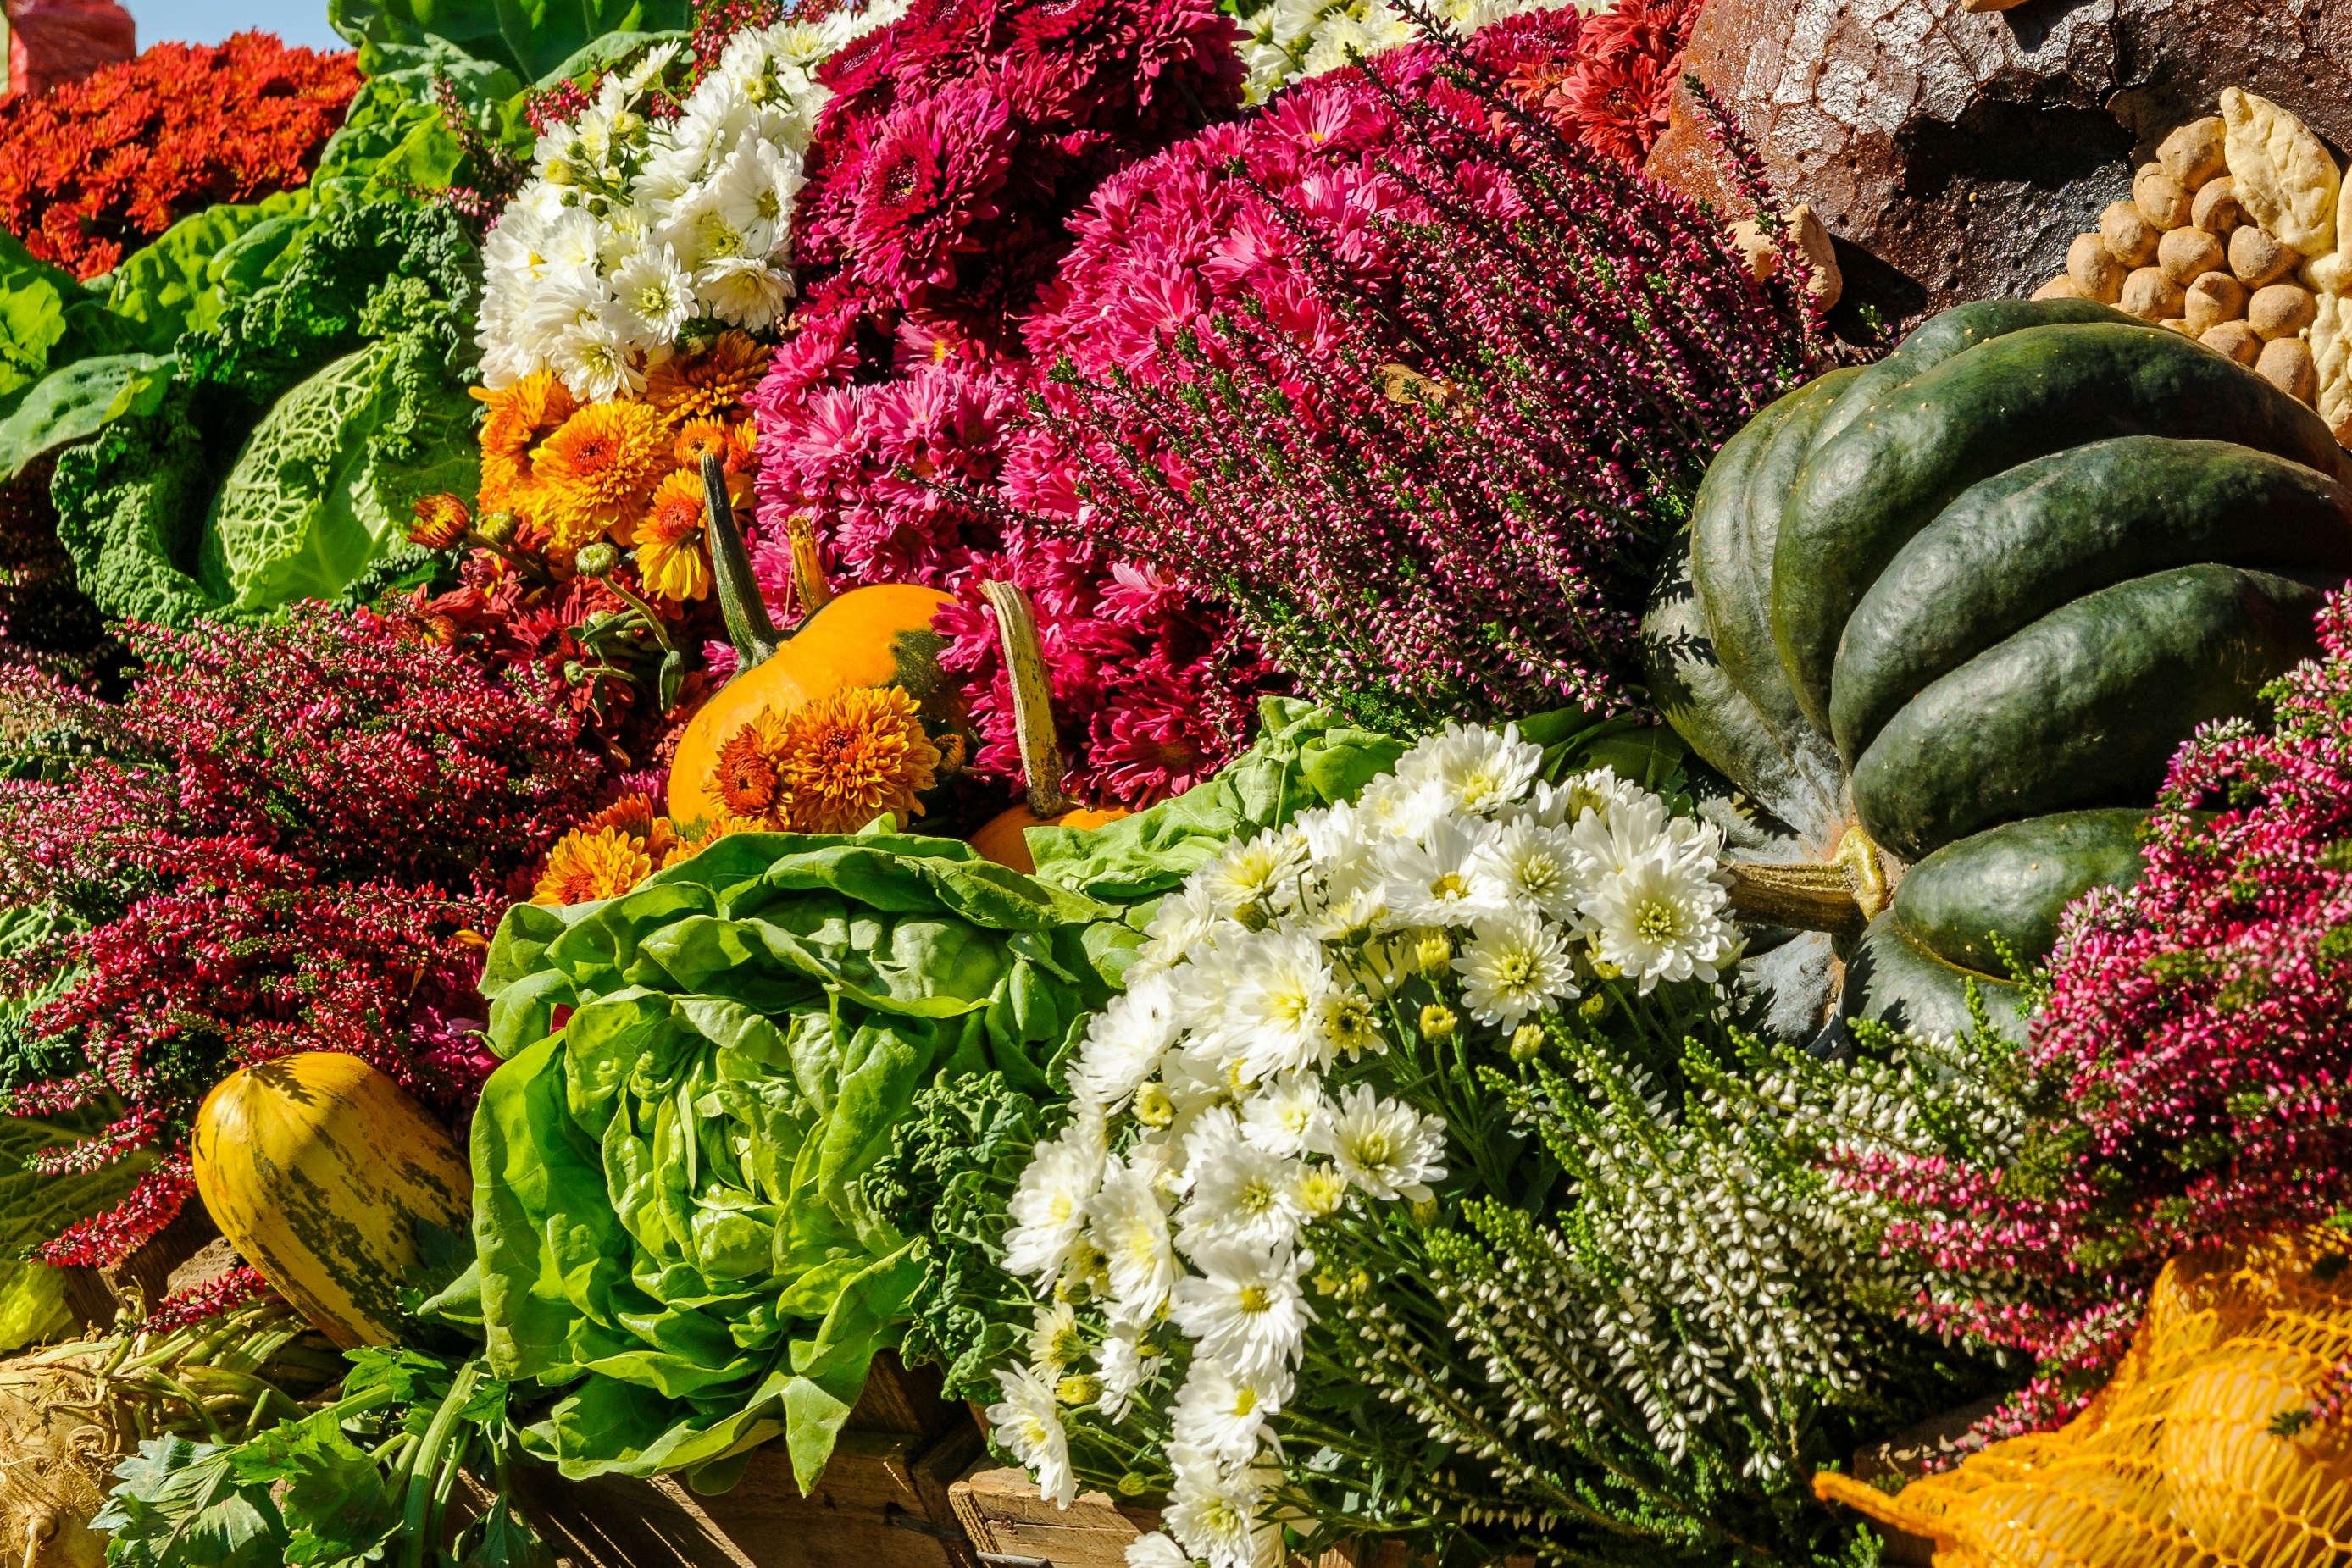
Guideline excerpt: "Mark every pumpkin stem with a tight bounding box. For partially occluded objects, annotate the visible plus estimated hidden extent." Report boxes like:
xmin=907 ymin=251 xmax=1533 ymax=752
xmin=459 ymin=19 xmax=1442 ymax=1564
xmin=699 ymin=452 xmax=781 ymax=670
xmin=982 ymin=579 xmax=1072 ymax=818
xmin=1724 ymin=830 xmax=1890 ymax=938
xmin=785 ymin=512 xmax=835 ymax=620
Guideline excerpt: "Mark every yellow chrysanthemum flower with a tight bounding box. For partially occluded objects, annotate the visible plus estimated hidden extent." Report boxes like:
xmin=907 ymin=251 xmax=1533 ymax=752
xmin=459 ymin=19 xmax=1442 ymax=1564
xmin=777 ymin=686 xmax=942 ymax=834
xmin=531 ymin=401 xmax=668 ymax=551
xmin=635 ymin=468 xmax=713 ymax=601
xmin=644 ymin=330 xmax=767 ymax=427
xmin=531 ymin=826 xmax=652 ymax=906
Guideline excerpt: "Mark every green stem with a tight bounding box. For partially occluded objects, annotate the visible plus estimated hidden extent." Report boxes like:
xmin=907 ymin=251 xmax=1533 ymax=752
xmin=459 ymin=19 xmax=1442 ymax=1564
xmin=702 ymin=452 xmax=781 ymax=670
xmin=589 ymin=573 xmax=676 ymax=655
xmin=399 ymin=1363 xmax=482 ymax=1568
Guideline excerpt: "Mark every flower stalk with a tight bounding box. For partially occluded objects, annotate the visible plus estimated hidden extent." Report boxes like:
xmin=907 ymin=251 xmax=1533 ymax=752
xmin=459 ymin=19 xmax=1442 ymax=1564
xmin=702 ymin=450 xmax=781 ymax=671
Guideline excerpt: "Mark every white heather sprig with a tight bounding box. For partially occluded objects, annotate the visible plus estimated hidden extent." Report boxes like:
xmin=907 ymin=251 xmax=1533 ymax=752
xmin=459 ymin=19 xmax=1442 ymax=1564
xmin=476 ymin=6 xmax=911 ymax=399
xmin=987 ymin=722 xmax=1747 ymax=1568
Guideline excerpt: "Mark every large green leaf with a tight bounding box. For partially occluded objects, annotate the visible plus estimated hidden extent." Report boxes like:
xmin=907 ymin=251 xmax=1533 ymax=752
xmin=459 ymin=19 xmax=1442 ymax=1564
xmin=328 ymin=0 xmax=693 ymax=83
xmin=0 ymin=230 xmax=139 ymax=419
xmin=105 ymin=192 xmax=313 ymax=351
xmin=0 ymin=352 xmax=166 ymax=483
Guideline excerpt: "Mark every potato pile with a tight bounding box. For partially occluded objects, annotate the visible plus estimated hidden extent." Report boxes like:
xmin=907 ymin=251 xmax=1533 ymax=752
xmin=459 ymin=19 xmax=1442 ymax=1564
xmin=2037 ymin=88 xmax=2352 ymax=443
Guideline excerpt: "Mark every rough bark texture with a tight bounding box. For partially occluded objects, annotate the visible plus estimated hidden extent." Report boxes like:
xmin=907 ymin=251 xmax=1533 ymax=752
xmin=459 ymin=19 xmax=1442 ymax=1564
xmin=1645 ymin=0 xmax=2352 ymax=332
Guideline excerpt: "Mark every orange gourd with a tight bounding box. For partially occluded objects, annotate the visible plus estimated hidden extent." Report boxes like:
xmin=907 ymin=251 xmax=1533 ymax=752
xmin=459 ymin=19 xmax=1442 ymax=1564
xmin=666 ymin=459 xmax=968 ymax=832
xmin=967 ymin=579 xmax=1132 ymax=875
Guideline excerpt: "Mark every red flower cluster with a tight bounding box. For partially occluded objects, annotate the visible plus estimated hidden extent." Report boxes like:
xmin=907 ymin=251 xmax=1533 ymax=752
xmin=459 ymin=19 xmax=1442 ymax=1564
xmin=1506 ymin=0 xmax=1697 ymax=165
xmin=0 ymin=608 xmax=609 ymax=1264
xmin=0 ymin=30 xmax=359 ymax=279
xmin=1832 ymin=587 xmax=2352 ymax=1421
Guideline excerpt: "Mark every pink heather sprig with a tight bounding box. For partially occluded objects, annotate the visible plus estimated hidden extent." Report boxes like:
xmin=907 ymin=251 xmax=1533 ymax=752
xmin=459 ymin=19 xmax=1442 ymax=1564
xmin=1825 ymin=586 xmax=2352 ymax=1429
xmin=1013 ymin=22 xmax=1808 ymax=729
xmin=143 ymin=1265 xmax=278 ymax=1337
xmin=39 ymin=1155 xmax=195 ymax=1270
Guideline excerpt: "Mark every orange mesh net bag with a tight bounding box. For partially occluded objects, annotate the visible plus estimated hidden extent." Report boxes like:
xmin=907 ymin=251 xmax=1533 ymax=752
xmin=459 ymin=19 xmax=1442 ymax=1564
xmin=1814 ymin=1228 xmax=2352 ymax=1568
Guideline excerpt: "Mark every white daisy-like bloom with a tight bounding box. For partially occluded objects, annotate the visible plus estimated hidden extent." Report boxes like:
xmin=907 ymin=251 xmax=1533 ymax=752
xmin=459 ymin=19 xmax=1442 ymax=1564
xmin=1002 ymin=1114 xmax=1107 ymax=1287
xmin=1127 ymin=1533 xmax=1195 ymax=1568
xmin=1587 ymin=843 xmax=1741 ymax=994
xmin=698 ymin=254 xmax=796 ymax=330
xmin=1140 ymin=882 xmax=1224 ymax=970
xmin=1171 ymin=1356 xmax=1279 ymax=1467
xmin=607 ymin=243 xmax=696 ymax=348
xmin=1094 ymin=1310 xmax=1166 ymax=1422
xmin=1393 ymin=721 xmax=1540 ymax=817
xmin=1352 ymin=770 xmax=1445 ymax=845
xmin=1373 ymin=812 xmax=1506 ymax=931
xmin=1468 ymin=816 xmax=1589 ymax=926
xmin=1545 ymin=765 xmax=1646 ymax=829
xmin=1163 ymin=1451 xmax=1282 ymax=1568
xmin=989 ymin=1365 xmax=1077 ymax=1509
xmin=1308 ymin=1083 xmax=1446 ymax=1203
xmin=552 ymin=311 xmax=643 ymax=403
xmin=1028 ymin=1299 xmax=1084 ymax=1373
xmin=1168 ymin=1238 xmax=1315 ymax=1387
xmin=1090 ymin=1155 xmax=1179 ymax=1320
xmin=1068 ymin=967 xmax=1179 ymax=1113
xmin=1239 ymin=1072 xmax=1323 ymax=1157
xmin=1195 ymin=828 xmax=1309 ymax=924
xmin=1452 ymin=907 xmax=1579 ymax=1029
xmin=1179 ymin=1112 xmax=1309 ymax=1253
xmin=1215 ymin=927 xmax=1338 ymax=1082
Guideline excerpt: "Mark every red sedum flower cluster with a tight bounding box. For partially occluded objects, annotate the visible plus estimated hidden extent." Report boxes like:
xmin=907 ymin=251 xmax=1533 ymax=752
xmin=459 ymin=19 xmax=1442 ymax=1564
xmin=0 ymin=30 xmax=359 ymax=279
xmin=0 ymin=608 xmax=609 ymax=1265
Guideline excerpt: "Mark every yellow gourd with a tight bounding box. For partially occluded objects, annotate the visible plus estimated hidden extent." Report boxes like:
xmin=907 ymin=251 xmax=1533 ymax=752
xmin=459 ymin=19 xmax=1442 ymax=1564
xmin=191 ymin=1052 xmax=470 ymax=1348
xmin=967 ymin=579 xmax=1132 ymax=875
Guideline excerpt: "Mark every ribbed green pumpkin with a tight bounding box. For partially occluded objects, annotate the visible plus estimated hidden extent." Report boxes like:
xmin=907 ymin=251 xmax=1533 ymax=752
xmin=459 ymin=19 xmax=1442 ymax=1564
xmin=1646 ymin=298 xmax=2352 ymax=1039
xmin=191 ymin=1052 xmax=471 ymax=1348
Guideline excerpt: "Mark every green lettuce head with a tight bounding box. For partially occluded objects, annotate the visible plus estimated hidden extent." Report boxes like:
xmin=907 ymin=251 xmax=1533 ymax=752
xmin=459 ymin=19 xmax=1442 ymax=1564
xmin=469 ymin=827 xmax=1134 ymax=1493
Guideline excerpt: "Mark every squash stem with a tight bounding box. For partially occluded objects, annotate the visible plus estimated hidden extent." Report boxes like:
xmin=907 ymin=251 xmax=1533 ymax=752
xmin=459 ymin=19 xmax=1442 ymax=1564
xmin=982 ymin=580 xmax=1072 ymax=818
xmin=701 ymin=452 xmax=782 ymax=671
xmin=1723 ymin=860 xmax=1865 ymax=937
xmin=785 ymin=511 xmax=834 ymax=621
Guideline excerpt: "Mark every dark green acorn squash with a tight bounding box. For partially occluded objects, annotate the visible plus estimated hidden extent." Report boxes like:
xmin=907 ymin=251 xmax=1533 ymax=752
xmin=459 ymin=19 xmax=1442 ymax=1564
xmin=1648 ymin=298 xmax=2352 ymax=1041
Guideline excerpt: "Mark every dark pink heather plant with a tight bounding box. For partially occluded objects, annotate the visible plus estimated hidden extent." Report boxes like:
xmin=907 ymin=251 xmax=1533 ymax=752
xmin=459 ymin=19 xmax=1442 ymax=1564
xmin=0 ymin=607 xmax=607 ymax=1265
xmin=1009 ymin=15 xmax=1814 ymax=729
xmin=1822 ymin=587 xmax=2352 ymax=1431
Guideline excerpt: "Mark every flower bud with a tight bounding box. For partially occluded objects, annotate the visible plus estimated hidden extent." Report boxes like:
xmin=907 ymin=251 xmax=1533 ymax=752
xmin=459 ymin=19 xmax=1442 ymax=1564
xmin=544 ymin=158 xmax=576 ymax=186
xmin=1509 ymin=1023 xmax=1545 ymax=1062
xmin=474 ymin=510 xmax=519 ymax=546
xmin=611 ymin=109 xmax=646 ymax=143
xmin=1419 ymin=1002 xmax=1457 ymax=1041
xmin=1579 ymin=994 xmax=1607 ymax=1021
xmin=405 ymin=492 xmax=470 ymax=550
xmin=1116 ymin=1473 xmax=1151 ymax=1498
xmin=1412 ymin=928 xmax=1452 ymax=974
xmin=562 ymin=660 xmax=588 ymax=685
xmin=1134 ymin=1081 xmax=1175 ymax=1127
xmin=1056 ymin=1374 xmax=1101 ymax=1407
xmin=574 ymin=543 xmax=619 ymax=579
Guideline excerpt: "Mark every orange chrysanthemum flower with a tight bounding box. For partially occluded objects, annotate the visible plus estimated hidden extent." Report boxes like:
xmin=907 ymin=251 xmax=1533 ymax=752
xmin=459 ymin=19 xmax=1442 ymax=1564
xmin=532 ymin=401 xmax=668 ymax=551
xmin=644 ymin=330 xmax=767 ymax=427
xmin=708 ymin=707 xmax=794 ymax=826
xmin=532 ymin=826 xmax=652 ymax=906
xmin=777 ymin=687 xmax=942 ymax=834
xmin=673 ymin=418 xmax=732 ymax=470
xmin=728 ymin=419 xmax=759 ymax=473
xmin=472 ymin=371 xmax=578 ymax=520
xmin=407 ymin=492 xmax=471 ymax=550
xmin=576 ymin=792 xmax=680 ymax=865
xmin=635 ymin=469 xmax=713 ymax=602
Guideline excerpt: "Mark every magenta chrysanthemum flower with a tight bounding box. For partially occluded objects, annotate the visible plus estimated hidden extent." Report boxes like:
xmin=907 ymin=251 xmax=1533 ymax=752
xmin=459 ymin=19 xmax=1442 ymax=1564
xmin=848 ymin=83 xmax=1017 ymax=293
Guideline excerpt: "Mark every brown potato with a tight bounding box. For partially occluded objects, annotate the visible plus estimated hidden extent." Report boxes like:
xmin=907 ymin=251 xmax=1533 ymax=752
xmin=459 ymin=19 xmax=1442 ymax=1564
xmin=2203 ymin=319 xmax=2264 ymax=364
xmin=2183 ymin=272 xmax=2248 ymax=333
xmin=2192 ymin=175 xmax=2244 ymax=235
xmin=2230 ymin=224 xmax=2298 ymax=286
xmin=2133 ymin=163 xmax=2192 ymax=230
xmin=2120 ymin=265 xmax=2185 ymax=321
xmin=2101 ymin=201 xmax=2161 ymax=266
xmin=2067 ymin=231 xmax=2127 ymax=302
xmin=2257 ymin=335 xmax=2318 ymax=402
xmin=2157 ymin=224 xmax=2224 ymax=285
xmin=2158 ymin=116 xmax=2229 ymax=191
xmin=2033 ymin=274 xmax=2082 ymax=301
xmin=2249 ymin=282 xmax=2318 ymax=340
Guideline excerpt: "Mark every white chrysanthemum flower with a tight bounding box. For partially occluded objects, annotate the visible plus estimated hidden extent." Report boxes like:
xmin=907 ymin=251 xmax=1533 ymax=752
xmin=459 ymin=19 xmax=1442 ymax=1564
xmin=1374 ymin=812 xmax=1505 ymax=930
xmin=1468 ymin=817 xmax=1589 ymax=925
xmin=1171 ymin=1357 xmax=1280 ymax=1467
xmin=1587 ymin=844 xmax=1740 ymax=993
xmin=1091 ymin=1155 xmax=1179 ymax=1319
xmin=1452 ymin=908 xmax=1579 ymax=1029
xmin=552 ymin=311 xmax=643 ymax=402
xmin=990 ymin=1365 xmax=1077 ymax=1509
xmin=1004 ymin=1115 xmax=1107 ymax=1286
xmin=1163 ymin=1450 xmax=1281 ymax=1568
xmin=608 ymin=243 xmax=695 ymax=347
xmin=1308 ymin=1083 xmax=1446 ymax=1203
xmin=1353 ymin=770 xmax=1445 ymax=845
xmin=1394 ymin=721 xmax=1540 ymax=817
xmin=1127 ymin=1533 xmax=1195 ymax=1568
xmin=1068 ymin=967 xmax=1179 ymax=1113
xmin=1218 ymin=927 xmax=1338 ymax=1082
xmin=1140 ymin=882 xmax=1225 ymax=969
xmin=1240 ymin=1072 xmax=1324 ymax=1157
xmin=1168 ymin=1239 xmax=1315 ymax=1386
xmin=1179 ymin=1112 xmax=1308 ymax=1252
xmin=1029 ymin=1299 xmax=1085 ymax=1373
xmin=1095 ymin=1311 xmax=1167 ymax=1422
xmin=1543 ymin=765 xmax=1645 ymax=829
xmin=697 ymin=254 xmax=794 ymax=330
xmin=1195 ymin=828 xmax=1309 ymax=923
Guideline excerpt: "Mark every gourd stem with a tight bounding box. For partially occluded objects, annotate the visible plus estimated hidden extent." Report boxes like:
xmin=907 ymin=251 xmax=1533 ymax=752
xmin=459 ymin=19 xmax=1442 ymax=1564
xmin=1723 ymin=861 xmax=1864 ymax=935
xmin=701 ymin=452 xmax=781 ymax=671
xmin=982 ymin=580 xmax=1071 ymax=818
xmin=785 ymin=512 xmax=834 ymax=619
